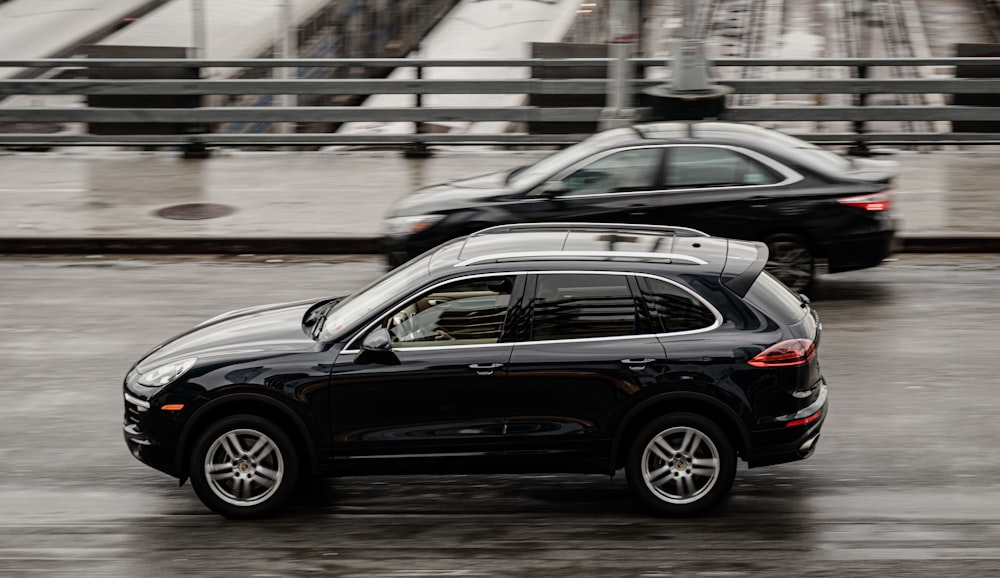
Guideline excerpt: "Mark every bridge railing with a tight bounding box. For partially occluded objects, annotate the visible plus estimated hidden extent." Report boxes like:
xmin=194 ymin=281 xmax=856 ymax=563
xmin=2 ymin=57 xmax=1000 ymax=147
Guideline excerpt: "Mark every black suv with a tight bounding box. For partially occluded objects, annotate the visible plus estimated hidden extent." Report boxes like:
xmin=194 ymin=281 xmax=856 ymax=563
xmin=123 ymin=223 xmax=827 ymax=518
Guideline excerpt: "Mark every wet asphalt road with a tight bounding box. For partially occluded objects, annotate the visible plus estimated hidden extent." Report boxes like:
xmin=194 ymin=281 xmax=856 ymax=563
xmin=2 ymin=254 xmax=1000 ymax=577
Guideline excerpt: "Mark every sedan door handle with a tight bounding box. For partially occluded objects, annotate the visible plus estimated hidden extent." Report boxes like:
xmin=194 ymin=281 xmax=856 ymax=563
xmin=469 ymin=362 xmax=503 ymax=376
xmin=621 ymin=358 xmax=656 ymax=370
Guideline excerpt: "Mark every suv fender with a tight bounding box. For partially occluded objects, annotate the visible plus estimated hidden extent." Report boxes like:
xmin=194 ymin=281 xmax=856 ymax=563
xmin=175 ymin=392 xmax=318 ymax=483
xmin=610 ymin=391 xmax=752 ymax=469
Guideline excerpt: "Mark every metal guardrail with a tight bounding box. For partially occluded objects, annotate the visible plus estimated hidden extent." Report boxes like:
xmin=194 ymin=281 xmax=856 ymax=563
xmin=2 ymin=57 xmax=1000 ymax=147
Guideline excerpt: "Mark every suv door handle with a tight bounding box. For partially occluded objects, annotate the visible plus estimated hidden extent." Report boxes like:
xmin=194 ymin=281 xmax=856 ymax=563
xmin=621 ymin=358 xmax=656 ymax=370
xmin=469 ymin=362 xmax=503 ymax=376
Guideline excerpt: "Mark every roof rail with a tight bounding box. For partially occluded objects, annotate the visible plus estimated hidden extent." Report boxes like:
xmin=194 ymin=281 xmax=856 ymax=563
xmin=471 ymin=222 xmax=710 ymax=238
xmin=455 ymin=250 xmax=708 ymax=268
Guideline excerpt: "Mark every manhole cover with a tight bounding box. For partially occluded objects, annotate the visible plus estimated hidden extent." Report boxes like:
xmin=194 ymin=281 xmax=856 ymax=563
xmin=155 ymin=203 xmax=236 ymax=220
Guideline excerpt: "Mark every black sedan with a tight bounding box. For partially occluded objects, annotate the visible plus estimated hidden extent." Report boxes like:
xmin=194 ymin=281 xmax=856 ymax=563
xmin=124 ymin=223 xmax=826 ymax=519
xmin=382 ymin=122 xmax=898 ymax=292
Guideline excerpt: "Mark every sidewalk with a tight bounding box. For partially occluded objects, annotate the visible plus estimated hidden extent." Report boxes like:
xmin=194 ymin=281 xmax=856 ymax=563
xmin=2 ymin=147 xmax=999 ymax=254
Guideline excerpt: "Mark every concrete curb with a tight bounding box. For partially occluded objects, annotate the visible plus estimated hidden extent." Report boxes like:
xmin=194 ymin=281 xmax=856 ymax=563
xmin=2 ymin=234 xmax=1000 ymax=255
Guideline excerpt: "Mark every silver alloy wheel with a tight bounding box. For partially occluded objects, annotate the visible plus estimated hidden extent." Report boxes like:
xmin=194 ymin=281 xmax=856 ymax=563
xmin=765 ymin=239 xmax=813 ymax=292
xmin=204 ymin=428 xmax=284 ymax=507
xmin=641 ymin=426 xmax=721 ymax=505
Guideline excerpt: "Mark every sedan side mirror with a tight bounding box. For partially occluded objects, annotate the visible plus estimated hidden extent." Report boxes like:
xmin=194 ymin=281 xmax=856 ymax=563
xmin=537 ymin=180 xmax=567 ymax=198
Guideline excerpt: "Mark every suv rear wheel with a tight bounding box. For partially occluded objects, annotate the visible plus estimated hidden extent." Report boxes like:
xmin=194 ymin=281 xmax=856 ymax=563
xmin=626 ymin=413 xmax=736 ymax=516
xmin=189 ymin=415 xmax=299 ymax=519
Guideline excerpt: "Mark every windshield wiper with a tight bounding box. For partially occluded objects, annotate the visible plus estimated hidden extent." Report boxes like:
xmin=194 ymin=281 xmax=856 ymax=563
xmin=306 ymin=297 xmax=344 ymax=340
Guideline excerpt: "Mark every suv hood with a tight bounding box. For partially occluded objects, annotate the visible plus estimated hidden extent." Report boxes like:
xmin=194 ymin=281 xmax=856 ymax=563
xmin=136 ymin=299 xmax=319 ymax=373
xmin=391 ymin=170 xmax=515 ymax=215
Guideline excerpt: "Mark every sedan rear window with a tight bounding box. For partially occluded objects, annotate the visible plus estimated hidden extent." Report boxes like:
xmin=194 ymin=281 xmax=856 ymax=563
xmin=667 ymin=146 xmax=781 ymax=188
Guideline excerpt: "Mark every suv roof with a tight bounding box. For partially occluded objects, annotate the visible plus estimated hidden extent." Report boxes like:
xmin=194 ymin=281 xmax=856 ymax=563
xmin=426 ymin=223 xmax=768 ymax=295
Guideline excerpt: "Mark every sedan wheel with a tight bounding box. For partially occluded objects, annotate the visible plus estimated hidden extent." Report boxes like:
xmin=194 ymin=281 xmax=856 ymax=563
xmin=190 ymin=415 xmax=299 ymax=519
xmin=626 ymin=413 xmax=735 ymax=516
xmin=764 ymin=234 xmax=815 ymax=293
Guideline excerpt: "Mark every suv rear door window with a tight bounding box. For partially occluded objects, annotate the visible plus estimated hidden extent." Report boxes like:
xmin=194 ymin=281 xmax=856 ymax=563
xmin=531 ymin=273 xmax=636 ymax=340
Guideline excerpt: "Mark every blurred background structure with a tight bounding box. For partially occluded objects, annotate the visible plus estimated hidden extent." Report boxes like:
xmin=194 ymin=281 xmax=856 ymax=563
xmin=2 ymin=0 xmax=1000 ymax=148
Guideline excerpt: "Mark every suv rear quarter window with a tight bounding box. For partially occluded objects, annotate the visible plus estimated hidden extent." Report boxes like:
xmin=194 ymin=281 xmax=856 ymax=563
xmin=636 ymin=276 xmax=718 ymax=333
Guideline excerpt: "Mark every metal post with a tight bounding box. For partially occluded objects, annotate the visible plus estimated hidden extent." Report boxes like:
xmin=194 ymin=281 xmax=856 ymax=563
xmin=404 ymin=45 xmax=433 ymax=158
xmin=276 ymin=0 xmax=297 ymax=136
xmin=598 ymin=0 xmax=637 ymax=130
xmin=191 ymin=0 xmax=206 ymax=60
xmin=184 ymin=0 xmax=210 ymax=158
xmin=849 ymin=0 xmax=871 ymax=156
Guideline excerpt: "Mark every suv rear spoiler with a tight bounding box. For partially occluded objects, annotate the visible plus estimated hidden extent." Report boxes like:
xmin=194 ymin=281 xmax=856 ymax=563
xmin=722 ymin=240 xmax=768 ymax=297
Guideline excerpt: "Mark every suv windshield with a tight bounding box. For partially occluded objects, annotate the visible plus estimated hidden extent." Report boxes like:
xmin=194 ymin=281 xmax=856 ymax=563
xmin=507 ymin=127 xmax=637 ymax=191
xmin=316 ymin=255 xmax=430 ymax=342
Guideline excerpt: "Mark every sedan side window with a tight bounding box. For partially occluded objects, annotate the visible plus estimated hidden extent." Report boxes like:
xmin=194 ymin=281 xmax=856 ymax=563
xmin=531 ymin=274 xmax=636 ymax=341
xmin=666 ymin=146 xmax=781 ymax=188
xmin=636 ymin=277 xmax=717 ymax=333
xmin=559 ymin=148 xmax=661 ymax=197
xmin=385 ymin=276 xmax=515 ymax=347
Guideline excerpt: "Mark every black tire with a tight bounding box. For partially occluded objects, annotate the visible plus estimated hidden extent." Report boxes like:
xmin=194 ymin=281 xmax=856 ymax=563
xmin=189 ymin=414 xmax=299 ymax=519
xmin=763 ymin=233 xmax=815 ymax=293
xmin=625 ymin=413 xmax=736 ymax=517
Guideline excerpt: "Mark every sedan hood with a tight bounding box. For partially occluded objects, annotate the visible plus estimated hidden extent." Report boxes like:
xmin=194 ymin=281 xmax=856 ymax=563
xmin=390 ymin=170 xmax=515 ymax=215
xmin=136 ymin=299 xmax=319 ymax=373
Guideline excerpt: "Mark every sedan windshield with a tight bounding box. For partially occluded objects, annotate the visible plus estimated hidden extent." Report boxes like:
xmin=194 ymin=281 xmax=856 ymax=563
xmin=316 ymin=256 xmax=430 ymax=342
xmin=507 ymin=127 xmax=637 ymax=191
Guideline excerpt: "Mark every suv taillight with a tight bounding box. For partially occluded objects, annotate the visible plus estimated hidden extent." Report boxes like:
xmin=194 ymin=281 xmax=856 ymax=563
xmin=748 ymin=339 xmax=816 ymax=367
xmin=837 ymin=190 xmax=892 ymax=212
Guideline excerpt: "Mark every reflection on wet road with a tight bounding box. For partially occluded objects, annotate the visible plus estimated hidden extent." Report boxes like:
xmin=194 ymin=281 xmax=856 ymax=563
xmin=2 ymin=255 xmax=999 ymax=576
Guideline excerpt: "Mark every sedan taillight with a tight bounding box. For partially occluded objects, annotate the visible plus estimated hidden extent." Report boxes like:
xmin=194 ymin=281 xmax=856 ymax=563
xmin=748 ymin=339 xmax=816 ymax=367
xmin=837 ymin=190 xmax=892 ymax=212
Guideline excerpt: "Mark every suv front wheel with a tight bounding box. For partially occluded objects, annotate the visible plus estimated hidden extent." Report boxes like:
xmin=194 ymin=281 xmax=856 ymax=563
xmin=626 ymin=413 xmax=736 ymax=516
xmin=189 ymin=415 xmax=299 ymax=519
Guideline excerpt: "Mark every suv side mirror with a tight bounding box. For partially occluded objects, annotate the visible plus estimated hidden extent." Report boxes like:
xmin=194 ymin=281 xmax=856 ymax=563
xmin=361 ymin=328 xmax=393 ymax=352
xmin=537 ymin=180 xmax=567 ymax=198
xmin=356 ymin=328 xmax=400 ymax=365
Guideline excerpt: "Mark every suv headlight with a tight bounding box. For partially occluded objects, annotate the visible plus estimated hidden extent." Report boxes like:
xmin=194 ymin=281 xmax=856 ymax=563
xmin=137 ymin=358 xmax=197 ymax=387
xmin=381 ymin=214 xmax=445 ymax=236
